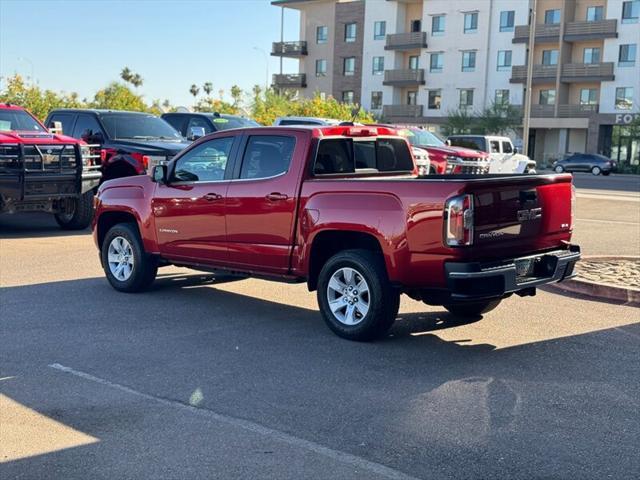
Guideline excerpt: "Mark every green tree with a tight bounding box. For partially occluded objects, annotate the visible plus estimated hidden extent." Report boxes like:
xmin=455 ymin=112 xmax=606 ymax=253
xmin=120 ymin=67 xmax=143 ymax=88
xmin=189 ymin=84 xmax=200 ymax=98
xmin=91 ymin=82 xmax=147 ymax=111
xmin=441 ymin=108 xmax=477 ymax=136
xmin=476 ymin=102 xmax=522 ymax=135
xmin=230 ymin=85 xmax=242 ymax=106
xmin=203 ymin=82 xmax=213 ymax=96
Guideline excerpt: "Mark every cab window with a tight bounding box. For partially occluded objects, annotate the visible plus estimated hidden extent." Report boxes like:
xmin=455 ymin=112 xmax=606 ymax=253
xmin=490 ymin=140 xmax=501 ymax=153
xmin=314 ymin=138 xmax=413 ymax=175
xmin=163 ymin=115 xmax=187 ymax=136
xmin=187 ymin=116 xmax=213 ymax=135
xmin=72 ymin=114 xmax=103 ymax=141
xmin=173 ymin=137 xmax=234 ymax=182
xmin=502 ymin=141 xmax=513 ymax=153
xmin=239 ymin=135 xmax=295 ymax=179
xmin=48 ymin=114 xmax=75 ymax=136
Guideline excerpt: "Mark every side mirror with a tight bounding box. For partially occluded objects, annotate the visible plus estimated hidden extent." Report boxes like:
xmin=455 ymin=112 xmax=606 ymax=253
xmin=513 ymin=147 xmax=518 ymax=154
xmin=188 ymin=126 xmax=206 ymax=141
xmin=49 ymin=121 xmax=63 ymax=135
xmin=445 ymin=139 xmax=451 ymax=146
xmin=152 ymin=164 xmax=168 ymax=184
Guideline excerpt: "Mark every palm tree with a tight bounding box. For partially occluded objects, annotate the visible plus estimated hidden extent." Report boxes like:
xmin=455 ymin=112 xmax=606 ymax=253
xmin=203 ymin=82 xmax=213 ymax=96
xmin=189 ymin=84 xmax=200 ymax=98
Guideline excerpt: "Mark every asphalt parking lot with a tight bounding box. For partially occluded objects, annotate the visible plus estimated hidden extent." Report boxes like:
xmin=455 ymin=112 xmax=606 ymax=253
xmin=1 ymin=174 xmax=639 ymax=479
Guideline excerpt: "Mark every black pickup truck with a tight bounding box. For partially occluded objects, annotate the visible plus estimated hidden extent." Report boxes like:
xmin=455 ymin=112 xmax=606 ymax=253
xmin=0 ymin=104 xmax=101 ymax=229
xmin=45 ymin=109 xmax=190 ymax=181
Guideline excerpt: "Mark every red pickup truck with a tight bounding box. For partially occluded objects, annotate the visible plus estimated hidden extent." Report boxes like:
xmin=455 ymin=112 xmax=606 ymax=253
xmin=93 ymin=126 xmax=580 ymax=341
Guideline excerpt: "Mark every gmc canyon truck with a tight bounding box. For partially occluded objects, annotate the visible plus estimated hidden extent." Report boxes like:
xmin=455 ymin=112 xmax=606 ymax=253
xmin=0 ymin=104 xmax=100 ymax=229
xmin=93 ymin=125 xmax=580 ymax=341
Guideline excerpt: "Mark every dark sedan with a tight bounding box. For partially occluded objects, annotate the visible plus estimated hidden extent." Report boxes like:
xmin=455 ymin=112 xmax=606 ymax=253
xmin=553 ymin=153 xmax=616 ymax=176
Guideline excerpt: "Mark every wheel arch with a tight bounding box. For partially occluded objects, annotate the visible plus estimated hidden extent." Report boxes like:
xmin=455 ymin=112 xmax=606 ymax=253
xmin=97 ymin=211 xmax=141 ymax=251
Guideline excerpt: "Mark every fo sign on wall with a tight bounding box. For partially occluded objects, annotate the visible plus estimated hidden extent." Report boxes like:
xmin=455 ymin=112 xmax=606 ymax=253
xmin=615 ymin=113 xmax=639 ymax=124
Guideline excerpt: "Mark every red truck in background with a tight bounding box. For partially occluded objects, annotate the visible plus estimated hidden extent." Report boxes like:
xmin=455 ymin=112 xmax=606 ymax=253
xmin=0 ymin=104 xmax=101 ymax=229
xmin=93 ymin=125 xmax=580 ymax=341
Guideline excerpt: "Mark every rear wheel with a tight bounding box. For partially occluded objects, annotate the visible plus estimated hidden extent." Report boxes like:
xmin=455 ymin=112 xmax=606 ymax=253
xmin=554 ymin=165 xmax=564 ymax=173
xmin=317 ymin=249 xmax=400 ymax=341
xmin=591 ymin=166 xmax=601 ymax=176
xmin=444 ymin=299 xmax=501 ymax=318
xmin=55 ymin=191 xmax=94 ymax=230
xmin=101 ymin=223 xmax=157 ymax=292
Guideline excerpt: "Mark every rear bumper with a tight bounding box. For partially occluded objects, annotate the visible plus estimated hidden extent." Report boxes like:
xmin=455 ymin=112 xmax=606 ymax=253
xmin=445 ymin=245 xmax=581 ymax=300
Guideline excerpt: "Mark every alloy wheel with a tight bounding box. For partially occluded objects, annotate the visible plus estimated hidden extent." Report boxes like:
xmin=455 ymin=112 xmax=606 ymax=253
xmin=107 ymin=236 xmax=134 ymax=281
xmin=326 ymin=267 xmax=370 ymax=325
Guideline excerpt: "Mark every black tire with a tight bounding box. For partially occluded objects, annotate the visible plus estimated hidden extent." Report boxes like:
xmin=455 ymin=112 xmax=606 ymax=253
xmin=444 ymin=299 xmax=501 ymax=318
xmin=526 ymin=167 xmax=536 ymax=174
xmin=317 ymin=249 xmax=400 ymax=341
xmin=55 ymin=191 xmax=94 ymax=230
xmin=101 ymin=223 xmax=157 ymax=292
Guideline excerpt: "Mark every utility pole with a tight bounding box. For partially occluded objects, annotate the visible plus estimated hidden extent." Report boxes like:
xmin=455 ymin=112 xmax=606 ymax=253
xmin=523 ymin=0 xmax=537 ymax=157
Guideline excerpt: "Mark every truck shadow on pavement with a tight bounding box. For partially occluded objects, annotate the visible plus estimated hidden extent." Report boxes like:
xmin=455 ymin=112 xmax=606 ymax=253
xmin=0 ymin=213 xmax=91 ymax=239
xmin=2 ymin=274 xmax=639 ymax=479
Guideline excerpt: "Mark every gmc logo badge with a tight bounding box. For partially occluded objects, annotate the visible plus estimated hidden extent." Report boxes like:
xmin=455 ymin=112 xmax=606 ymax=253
xmin=517 ymin=208 xmax=542 ymax=222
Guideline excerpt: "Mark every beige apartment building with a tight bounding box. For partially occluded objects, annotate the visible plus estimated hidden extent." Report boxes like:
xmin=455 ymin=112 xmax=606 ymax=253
xmin=272 ymin=0 xmax=639 ymax=168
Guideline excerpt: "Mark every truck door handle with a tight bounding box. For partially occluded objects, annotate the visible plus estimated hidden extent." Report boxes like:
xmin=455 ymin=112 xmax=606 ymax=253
xmin=266 ymin=192 xmax=288 ymax=201
xmin=202 ymin=193 xmax=222 ymax=201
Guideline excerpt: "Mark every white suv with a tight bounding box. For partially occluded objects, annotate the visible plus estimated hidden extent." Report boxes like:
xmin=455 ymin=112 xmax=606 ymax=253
xmin=448 ymin=135 xmax=536 ymax=174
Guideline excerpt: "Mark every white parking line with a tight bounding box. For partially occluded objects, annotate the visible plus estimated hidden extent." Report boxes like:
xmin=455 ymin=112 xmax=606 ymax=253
xmin=576 ymin=218 xmax=640 ymax=226
xmin=48 ymin=363 xmax=420 ymax=480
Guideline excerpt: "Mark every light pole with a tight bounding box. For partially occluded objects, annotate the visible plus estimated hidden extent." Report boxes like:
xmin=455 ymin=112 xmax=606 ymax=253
xmin=522 ymin=0 xmax=537 ymax=157
xmin=253 ymin=47 xmax=269 ymax=92
xmin=17 ymin=57 xmax=35 ymax=85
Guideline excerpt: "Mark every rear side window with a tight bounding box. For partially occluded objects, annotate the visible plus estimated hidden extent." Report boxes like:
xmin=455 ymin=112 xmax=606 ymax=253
xmin=314 ymin=138 xmax=413 ymax=175
xmin=72 ymin=114 xmax=102 ymax=140
xmin=239 ymin=135 xmax=295 ymax=179
xmin=489 ymin=140 xmax=501 ymax=153
xmin=48 ymin=114 xmax=75 ymax=136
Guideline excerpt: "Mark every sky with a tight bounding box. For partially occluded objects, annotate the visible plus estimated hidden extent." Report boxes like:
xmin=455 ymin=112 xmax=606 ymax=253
xmin=0 ymin=0 xmax=300 ymax=107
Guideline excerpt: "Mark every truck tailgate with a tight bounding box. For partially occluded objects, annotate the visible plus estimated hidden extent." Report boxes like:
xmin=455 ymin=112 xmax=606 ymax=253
xmin=467 ymin=174 xmax=573 ymax=251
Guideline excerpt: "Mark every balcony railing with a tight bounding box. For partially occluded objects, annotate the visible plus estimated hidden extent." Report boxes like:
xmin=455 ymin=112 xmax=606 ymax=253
xmin=530 ymin=104 xmax=556 ymax=117
xmin=382 ymin=104 xmax=424 ymax=118
xmin=272 ymin=74 xmax=306 ymax=89
xmin=384 ymin=31 xmax=427 ymax=50
xmin=564 ymin=19 xmax=617 ymax=41
xmin=513 ymin=23 xmax=561 ymax=43
xmin=271 ymin=41 xmax=308 ymax=57
xmin=382 ymin=69 xmax=425 ymax=86
xmin=510 ymin=64 xmax=558 ymax=83
xmin=558 ymin=104 xmax=599 ymax=117
xmin=561 ymin=63 xmax=614 ymax=82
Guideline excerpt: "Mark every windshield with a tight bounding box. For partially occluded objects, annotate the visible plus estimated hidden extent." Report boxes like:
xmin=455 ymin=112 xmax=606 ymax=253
xmin=211 ymin=116 xmax=260 ymax=130
xmin=0 ymin=109 xmax=46 ymax=132
xmin=101 ymin=113 xmax=183 ymax=141
xmin=399 ymin=128 xmax=445 ymax=147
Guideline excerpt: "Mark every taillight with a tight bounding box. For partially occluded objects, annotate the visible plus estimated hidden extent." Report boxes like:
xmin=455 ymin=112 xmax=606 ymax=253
xmin=130 ymin=152 xmax=151 ymax=171
xmin=570 ymin=184 xmax=576 ymax=230
xmin=444 ymin=194 xmax=474 ymax=246
xmin=100 ymin=149 xmax=107 ymax=163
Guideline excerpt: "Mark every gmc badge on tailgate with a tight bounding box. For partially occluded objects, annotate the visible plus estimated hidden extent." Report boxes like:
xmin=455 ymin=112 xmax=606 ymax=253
xmin=517 ymin=208 xmax=542 ymax=222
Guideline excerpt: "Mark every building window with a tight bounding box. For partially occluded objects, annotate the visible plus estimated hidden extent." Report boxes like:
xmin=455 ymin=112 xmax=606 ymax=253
xmin=464 ymin=12 xmax=478 ymax=33
xmin=428 ymin=90 xmax=441 ymax=109
xmin=583 ymin=47 xmax=601 ymax=64
xmin=580 ymin=88 xmax=598 ymax=105
xmin=462 ymin=51 xmax=476 ymax=72
xmin=372 ymin=56 xmax=384 ymax=75
xmin=497 ymin=50 xmax=512 ymax=71
xmin=407 ymin=91 xmax=418 ymax=105
xmin=586 ymin=6 xmax=604 ymax=21
xmin=343 ymin=57 xmax=356 ymax=76
xmin=459 ymin=89 xmax=474 ymax=107
xmin=544 ymin=9 xmax=561 ymax=24
xmin=371 ymin=91 xmax=383 ymax=110
xmin=410 ymin=19 xmax=422 ymax=32
xmin=542 ymin=49 xmax=559 ymax=65
xmin=315 ymin=59 xmax=327 ymax=77
xmin=342 ymin=91 xmax=355 ymax=104
xmin=345 ymin=22 xmax=357 ymax=42
xmin=495 ymin=89 xmax=510 ymax=105
xmin=539 ymin=89 xmax=556 ymax=105
xmin=615 ymin=87 xmax=633 ymax=109
xmin=622 ymin=1 xmax=639 ymax=23
xmin=409 ymin=55 xmax=420 ymax=70
xmin=316 ymin=26 xmax=328 ymax=44
xmin=499 ymin=11 xmax=515 ymax=32
xmin=374 ymin=21 xmax=386 ymax=40
xmin=430 ymin=52 xmax=443 ymax=72
xmin=619 ymin=44 xmax=637 ymax=66
xmin=432 ymin=15 xmax=445 ymax=35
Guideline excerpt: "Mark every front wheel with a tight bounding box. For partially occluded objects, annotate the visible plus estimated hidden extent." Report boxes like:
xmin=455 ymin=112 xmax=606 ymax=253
xmin=317 ymin=249 xmax=400 ymax=341
xmin=444 ymin=299 xmax=501 ymax=318
xmin=101 ymin=223 xmax=157 ymax=292
xmin=591 ymin=166 xmax=602 ymax=176
xmin=55 ymin=191 xmax=94 ymax=230
xmin=554 ymin=165 xmax=564 ymax=173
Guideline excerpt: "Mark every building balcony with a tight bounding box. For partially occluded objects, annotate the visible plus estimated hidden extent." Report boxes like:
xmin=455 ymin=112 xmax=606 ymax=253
xmin=384 ymin=31 xmax=427 ymax=50
xmin=564 ymin=19 xmax=617 ymax=41
xmin=561 ymin=63 xmax=614 ymax=82
xmin=513 ymin=23 xmax=561 ymax=43
xmin=382 ymin=104 xmax=423 ymax=119
xmin=382 ymin=69 xmax=425 ymax=86
xmin=510 ymin=64 xmax=558 ymax=84
xmin=271 ymin=41 xmax=308 ymax=58
xmin=530 ymin=104 xmax=556 ymax=117
xmin=558 ymin=104 xmax=599 ymax=117
xmin=272 ymin=73 xmax=306 ymax=89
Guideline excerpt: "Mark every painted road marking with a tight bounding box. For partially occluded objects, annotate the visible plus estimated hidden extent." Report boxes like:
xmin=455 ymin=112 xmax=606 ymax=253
xmin=576 ymin=218 xmax=640 ymax=226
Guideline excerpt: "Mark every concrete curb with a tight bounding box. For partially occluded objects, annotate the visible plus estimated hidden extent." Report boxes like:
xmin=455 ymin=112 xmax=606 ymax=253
xmin=547 ymin=255 xmax=640 ymax=307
